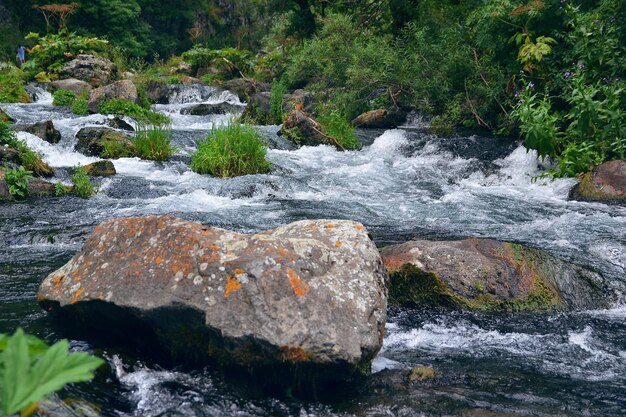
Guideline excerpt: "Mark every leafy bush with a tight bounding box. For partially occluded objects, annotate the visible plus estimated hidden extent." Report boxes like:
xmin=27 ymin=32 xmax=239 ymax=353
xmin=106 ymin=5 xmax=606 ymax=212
xmin=0 ymin=65 xmax=29 ymax=103
xmin=191 ymin=122 xmax=272 ymax=178
xmin=182 ymin=47 xmax=255 ymax=78
xmin=52 ymin=89 xmax=76 ymax=106
xmin=512 ymin=2 xmax=626 ymax=176
xmin=0 ymin=328 xmax=103 ymax=417
xmin=317 ymin=111 xmax=361 ymax=150
xmin=25 ymin=31 xmax=109 ymax=74
xmin=71 ymin=98 xmax=89 ymax=115
xmin=99 ymin=99 xmax=169 ymax=125
xmin=54 ymin=181 xmax=70 ymax=197
xmin=4 ymin=166 xmax=32 ymax=199
xmin=70 ymin=167 xmax=95 ymax=198
xmin=133 ymin=125 xmax=177 ymax=161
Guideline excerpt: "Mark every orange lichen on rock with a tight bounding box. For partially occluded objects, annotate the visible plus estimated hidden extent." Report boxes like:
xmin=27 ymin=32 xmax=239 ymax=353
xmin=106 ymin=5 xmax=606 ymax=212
xmin=280 ymin=346 xmax=313 ymax=362
xmin=287 ymin=269 xmax=309 ymax=298
xmin=224 ymin=275 xmax=242 ymax=298
xmin=324 ymin=223 xmax=336 ymax=229
xmin=52 ymin=274 xmax=65 ymax=288
xmin=155 ymin=256 xmax=163 ymax=265
xmin=335 ymin=241 xmax=342 ymax=248
xmin=71 ymin=288 xmax=85 ymax=304
xmin=355 ymin=225 xmax=365 ymax=231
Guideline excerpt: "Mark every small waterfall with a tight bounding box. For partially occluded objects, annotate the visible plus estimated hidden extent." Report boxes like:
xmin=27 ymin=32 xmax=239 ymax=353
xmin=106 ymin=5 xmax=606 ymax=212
xmin=25 ymin=82 xmax=52 ymax=104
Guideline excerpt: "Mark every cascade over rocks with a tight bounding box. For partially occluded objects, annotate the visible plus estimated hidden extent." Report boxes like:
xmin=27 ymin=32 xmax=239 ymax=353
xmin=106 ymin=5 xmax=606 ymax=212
xmin=37 ymin=216 xmax=387 ymax=388
xmin=75 ymin=127 xmax=136 ymax=158
xmin=381 ymin=238 xmax=611 ymax=311
xmin=60 ymin=55 xmax=117 ymax=87
xmin=352 ymin=109 xmax=407 ymax=129
xmin=222 ymin=78 xmax=270 ymax=102
xmin=181 ymin=103 xmax=241 ymax=116
xmin=49 ymin=79 xmax=92 ymax=95
xmin=569 ymin=160 xmax=626 ymax=205
xmin=88 ymin=80 xmax=139 ymax=114
xmin=15 ymin=120 xmax=61 ymax=144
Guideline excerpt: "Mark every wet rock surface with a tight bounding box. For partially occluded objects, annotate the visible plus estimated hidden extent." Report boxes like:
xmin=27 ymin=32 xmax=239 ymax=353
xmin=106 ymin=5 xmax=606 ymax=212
xmin=570 ymin=160 xmax=626 ymax=205
xmin=75 ymin=127 xmax=135 ymax=158
xmin=38 ymin=216 xmax=388 ymax=388
xmin=49 ymin=78 xmax=93 ymax=95
xmin=88 ymin=80 xmax=139 ymax=114
xmin=83 ymin=160 xmax=116 ymax=176
xmin=381 ymin=238 xmax=611 ymax=311
xmin=181 ymin=103 xmax=241 ymax=116
xmin=222 ymin=78 xmax=269 ymax=102
xmin=60 ymin=55 xmax=117 ymax=87
xmin=352 ymin=109 xmax=407 ymax=129
xmin=15 ymin=120 xmax=61 ymax=144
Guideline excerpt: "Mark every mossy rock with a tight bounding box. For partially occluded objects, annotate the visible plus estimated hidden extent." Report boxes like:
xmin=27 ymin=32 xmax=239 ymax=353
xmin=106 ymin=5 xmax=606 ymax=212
xmin=383 ymin=239 xmax=611 ymax=311
xmin=569 ymin=161 xmax=626 ymax=205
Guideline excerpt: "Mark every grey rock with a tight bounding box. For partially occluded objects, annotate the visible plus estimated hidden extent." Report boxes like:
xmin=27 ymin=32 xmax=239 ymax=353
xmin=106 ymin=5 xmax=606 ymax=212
xmin=38 ymin=216 xmax=388 ymax=385
xmin=15 ymin=120 xmax=61 ymax=144
xmin=181 ymin=103 xmax=242 ymax=116
xmin=50 ymin=78 xmax=92 ymax=95
xmin=60 ymin=55 xmax=116 ymax=87
xmin=88 ymin=80 xmax=139 ymax=114
xmin=75 ymin=127 xmax=135 ymax=158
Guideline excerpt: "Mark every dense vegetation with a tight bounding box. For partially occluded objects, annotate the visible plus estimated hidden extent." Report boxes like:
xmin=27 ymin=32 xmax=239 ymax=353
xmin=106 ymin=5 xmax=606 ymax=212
xmin=0 ymin=0 xmax=624 ymax=175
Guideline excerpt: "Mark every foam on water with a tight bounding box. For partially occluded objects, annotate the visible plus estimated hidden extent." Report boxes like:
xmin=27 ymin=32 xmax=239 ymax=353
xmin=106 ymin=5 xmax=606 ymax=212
xmin=17 ymin=131 xmax=100 ymax=167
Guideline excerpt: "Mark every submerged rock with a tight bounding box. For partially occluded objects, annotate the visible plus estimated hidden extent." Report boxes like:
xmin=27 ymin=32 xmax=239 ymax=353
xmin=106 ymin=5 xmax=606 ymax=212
xmin=15 ymin=120 xmax=61 ymax=144
xmin=88 ymin=80 xmax=139 ymax=114
xmin=38 ymin=216 xmax=387 ymax=389
xmin=381 ymin=238 xmax=611 ymax=311
xmin=352 ymin=109 xmax=407 ymax=129
xmin=75 ymin=127 xmax=136 ymax=158
xmin=83 ymin=160 xmax=116 ymax=177
xmin=60 ymin=55 xmax=116 ymax=87
xmin=49 ymin=78 xmax=92 ymax=95
xmin=181 ymin=102 xmax=241 ymax=116
xmin=569 ymin=160 xmax=626 ymax=205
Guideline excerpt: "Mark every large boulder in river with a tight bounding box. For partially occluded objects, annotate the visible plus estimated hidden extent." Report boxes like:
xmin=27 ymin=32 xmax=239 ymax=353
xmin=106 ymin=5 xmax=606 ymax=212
xmin=37 ymin=216 xmax=387 ymax=388
xmin=569 ymin=160 xmax=626 ymax=205
xmin=75 ymin=127 xmax=136 ymax=158
xmin=60 ymin=55 xmax=116 ymax=87
xmin=49 ymin=78 xmax=92 ymax=95
xmin=352 ymin=109 xmax=407 ymax=129
xmin=15 ymin=120 xmax=61 ymax=144
xmin=381 ymin=238 xmax=611 ymax=311
xmin=88 ymin=80 xmax=139 ymax=114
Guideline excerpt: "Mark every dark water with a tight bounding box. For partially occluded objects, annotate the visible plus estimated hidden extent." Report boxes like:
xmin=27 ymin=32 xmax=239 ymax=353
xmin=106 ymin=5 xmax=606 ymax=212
xmin=1 ymin=86 xmax=625 ymax=416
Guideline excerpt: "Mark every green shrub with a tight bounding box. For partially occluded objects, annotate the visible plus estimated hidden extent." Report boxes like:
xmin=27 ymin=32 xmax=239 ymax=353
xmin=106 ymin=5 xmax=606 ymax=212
xmin=54 ymin=181 xmax=69 ymax=197
xmin=182 ymin=47 xmax=255 ymax=78
xmin=317 ymin=111 xmax=361 ymax=150
xmin=70 ymin=167 xmax=95 ymax=198
xmin=0 ymin=328 xmax=103 ymax=417
xmin=0 ymin=65 xmax=29 ymax=103
xmin=133 ymin=125 xmax=177 ymax=161
xmin=25 ymin=31 xmax=109 ymax=74
xmin=4 ymin=166 xmax=32 ymax=199
xmin=52 ymin=89 xmax=76 ymax=106
xmin=0 ymin=122 xmax=52 ymax=176
xmin=71 ymin=98 xmax=89 ymax=115
xmin=191 ymin=122 xmax=272 ymax=178
xmin=99 ymin=99 xmax=169 ymax=125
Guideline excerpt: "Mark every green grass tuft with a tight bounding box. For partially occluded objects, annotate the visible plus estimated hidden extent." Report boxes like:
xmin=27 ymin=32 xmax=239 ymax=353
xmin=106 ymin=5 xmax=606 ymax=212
xmin=317 ymin=111 xmax=361 ymax=150
xmin=70 ymin=166 xmax=95 ymax=198
xmin=71 ymin=98 xmax=89 ymax=115
xmin=132 ymin=125 xmax=177 ymax=161
xmin=52 ymin=89 xmax=76 ymax=106
xmin=191 ymin=122 xmax=272 ymax=178
xmin=99 ymin=99 xmax=170 ymax=125
xmin=0 ymin=121 xmax=53 ymax=176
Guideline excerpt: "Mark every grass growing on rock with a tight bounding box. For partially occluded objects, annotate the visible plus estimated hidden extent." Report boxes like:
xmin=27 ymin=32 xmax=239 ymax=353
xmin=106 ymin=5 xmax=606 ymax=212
xmin=133 ymin=125 xmax=177 ymax=161
xmin=317 ymin=111 xmax=361 ymax=150
xmin=99 ymin=99 xmax=169 ymax=125
xmin=0 ymin=65 xmax=29 ymax=103
xmin=52 ymin=89 xmax=76 ymax=106
xmin=191 ymin=122 xmax=272 ymax=178
xmin=0 ymin=121 xmax=53 ymax=176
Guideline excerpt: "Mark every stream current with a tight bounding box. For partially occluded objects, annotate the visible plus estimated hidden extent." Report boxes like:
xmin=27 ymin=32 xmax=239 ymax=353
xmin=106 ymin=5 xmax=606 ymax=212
xmin=1 ymin=86 xmax=625 ymax=416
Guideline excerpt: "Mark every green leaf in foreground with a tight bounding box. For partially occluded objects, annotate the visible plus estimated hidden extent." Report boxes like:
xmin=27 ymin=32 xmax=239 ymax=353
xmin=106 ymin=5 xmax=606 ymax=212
xmin=0 ymin=328 xmax=104 ymax=417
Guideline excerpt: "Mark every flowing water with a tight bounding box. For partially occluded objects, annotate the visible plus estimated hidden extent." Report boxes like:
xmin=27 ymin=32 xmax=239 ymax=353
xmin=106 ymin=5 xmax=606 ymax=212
xmin=1 ymin=85 xmax=625 ymax=416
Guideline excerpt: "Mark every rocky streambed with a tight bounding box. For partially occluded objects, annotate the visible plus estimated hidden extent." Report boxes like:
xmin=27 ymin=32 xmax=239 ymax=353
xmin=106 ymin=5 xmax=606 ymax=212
xmin=1 ymin=84 xmax=626 ymax=416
